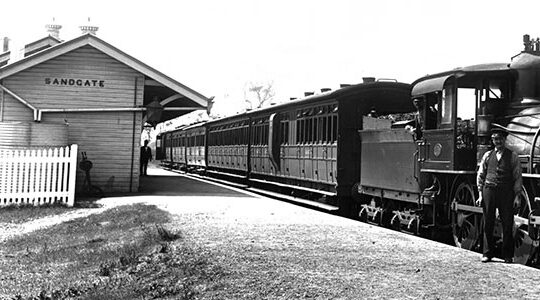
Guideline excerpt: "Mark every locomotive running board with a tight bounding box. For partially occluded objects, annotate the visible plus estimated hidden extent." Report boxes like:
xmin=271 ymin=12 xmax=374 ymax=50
xmin=246 ymin=187 xmax=340 ymax=212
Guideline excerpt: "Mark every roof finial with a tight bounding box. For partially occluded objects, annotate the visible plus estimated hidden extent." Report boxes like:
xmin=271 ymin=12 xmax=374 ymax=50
xmin=45 ymin=17 xmax=62 ymax=39
xmin=80 ymin=17 xmax=99 ymax=35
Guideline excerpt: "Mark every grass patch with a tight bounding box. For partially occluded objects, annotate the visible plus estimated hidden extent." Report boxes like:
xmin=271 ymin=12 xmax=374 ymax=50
xmin=0 ymin=204 xmax=224 ymax=299
xmin=0 ymin=203 xmax=78 ymax=224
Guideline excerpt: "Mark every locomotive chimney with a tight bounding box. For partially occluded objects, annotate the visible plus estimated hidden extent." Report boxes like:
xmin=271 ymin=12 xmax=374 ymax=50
xmin=290 ymin=97 xmax=297 ymax=101
xmin=340 ymin=84 xmax=351 ymax=88
xmin=304 ymin=92 xmax=314 ymax=97
xmin=363 ymin=77 xmax=376 ymax=83
xmin=320 ymin=88 xmax=331 ymax=93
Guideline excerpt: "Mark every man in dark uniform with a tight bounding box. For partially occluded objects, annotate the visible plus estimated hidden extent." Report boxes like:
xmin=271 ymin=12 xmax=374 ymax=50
xmin=140 ymin=139 xmax=152 ymax=176
xmin=476 ymin=128 xmax=522 ymax=263
xmin=410 ymin=98 xmax=437 ymax=139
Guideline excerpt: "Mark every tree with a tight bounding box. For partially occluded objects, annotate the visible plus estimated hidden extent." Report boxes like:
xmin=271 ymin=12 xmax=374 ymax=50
xmin=244 ymin=81 xmax=276 ymax=110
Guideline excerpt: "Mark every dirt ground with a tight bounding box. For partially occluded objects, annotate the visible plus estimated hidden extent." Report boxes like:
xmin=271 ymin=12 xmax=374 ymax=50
xmin=155 ymin=191 xmax=540 ymax=299
xmin=139 ymin=169 xmax=540 ymax=299
xmin=2 ymin=167 xmax=540 ymax=299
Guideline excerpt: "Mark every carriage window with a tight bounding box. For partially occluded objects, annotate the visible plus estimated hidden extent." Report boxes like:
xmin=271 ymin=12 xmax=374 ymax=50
xmin=332 ymin=114 xmax=338 ymax=143
xmin=313 ymin=117 xmax=319 ymax=143
xmin=307 ymin=118 xmax=313 ymax=143
xmin=280 ymin=120 xmax=289 ymax=145
xmin=327 ymin=115 xmax=332 ymax=142
xmin=320 ymin=117 xmax=328 ymax=143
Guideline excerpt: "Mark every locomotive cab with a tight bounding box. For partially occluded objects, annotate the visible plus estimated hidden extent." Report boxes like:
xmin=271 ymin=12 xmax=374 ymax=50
xmin=412 ymin=65 xmax=515 ymax=173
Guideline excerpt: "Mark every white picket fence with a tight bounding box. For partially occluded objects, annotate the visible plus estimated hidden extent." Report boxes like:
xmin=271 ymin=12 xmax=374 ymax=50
xmin=0 ymin=144 xmax=78 ymax=207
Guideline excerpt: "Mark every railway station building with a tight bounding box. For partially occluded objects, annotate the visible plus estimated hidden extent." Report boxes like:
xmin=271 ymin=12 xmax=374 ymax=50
xmin=0 ymin=24 xmax=208 ymax=194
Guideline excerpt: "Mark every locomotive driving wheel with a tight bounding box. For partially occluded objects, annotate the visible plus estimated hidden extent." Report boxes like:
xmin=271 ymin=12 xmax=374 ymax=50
xmin=512 ymin=187 xmax=535 ymax=265
xmin=451 ymin=182 xmax=482 ymax=251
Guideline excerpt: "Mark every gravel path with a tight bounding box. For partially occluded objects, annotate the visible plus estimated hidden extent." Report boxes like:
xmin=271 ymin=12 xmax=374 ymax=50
xmin=2 ymin=166 xmax=540 ymax=299
xmin=153 ymin=191 xmax=540 ymax=299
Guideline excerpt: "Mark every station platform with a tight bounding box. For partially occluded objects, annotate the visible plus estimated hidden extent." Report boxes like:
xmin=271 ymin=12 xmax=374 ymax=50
xmin=136 ymin=164 xmax=540 ymax=299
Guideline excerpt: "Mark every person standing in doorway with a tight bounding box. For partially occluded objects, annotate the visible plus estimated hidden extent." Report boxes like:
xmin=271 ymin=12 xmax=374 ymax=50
xmin=140 ymin=139 xmax=152 ymax=176
xmin=476 ymin=128 xmax=522 ymax=263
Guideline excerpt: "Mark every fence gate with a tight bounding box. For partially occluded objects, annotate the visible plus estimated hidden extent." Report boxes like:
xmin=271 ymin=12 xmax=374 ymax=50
xmin=0 ymin=144 xmax=78 ymax=207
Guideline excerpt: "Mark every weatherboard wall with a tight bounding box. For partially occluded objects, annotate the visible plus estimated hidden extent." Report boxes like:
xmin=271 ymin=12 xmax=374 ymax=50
xmin=0 ymin=45 xmax=145 ymax=193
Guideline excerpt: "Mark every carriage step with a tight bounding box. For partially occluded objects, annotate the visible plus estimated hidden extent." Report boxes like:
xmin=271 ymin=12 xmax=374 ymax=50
xmin=247 ymin=187 xmax=339 ymax=212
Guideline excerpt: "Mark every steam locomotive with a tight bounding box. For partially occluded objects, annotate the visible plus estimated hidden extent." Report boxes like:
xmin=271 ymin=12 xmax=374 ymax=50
xmin=156 ymin=35 xmax=540 ymax=266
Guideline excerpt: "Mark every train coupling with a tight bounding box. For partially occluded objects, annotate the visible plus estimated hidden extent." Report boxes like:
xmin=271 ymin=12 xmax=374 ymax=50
xmin=528 ymin=197 xmax=540 ymax=247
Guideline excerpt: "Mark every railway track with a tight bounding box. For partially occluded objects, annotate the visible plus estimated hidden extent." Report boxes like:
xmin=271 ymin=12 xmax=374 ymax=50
xmin=162 ymin=166 xmax=451 ymax=239
xmin=163 ymin=167 xmax=340 ymax=213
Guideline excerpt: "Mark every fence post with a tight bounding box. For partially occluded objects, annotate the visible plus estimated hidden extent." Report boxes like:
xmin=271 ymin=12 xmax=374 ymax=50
xmin=66 ymin=144 xmax=78 ymax=207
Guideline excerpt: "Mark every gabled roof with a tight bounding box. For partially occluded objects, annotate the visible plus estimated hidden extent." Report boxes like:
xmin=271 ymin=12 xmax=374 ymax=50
xmin=23 ymin=35 xmax=62 ymax=57
xmin=0 ymin=33 xmax=208 ymax=109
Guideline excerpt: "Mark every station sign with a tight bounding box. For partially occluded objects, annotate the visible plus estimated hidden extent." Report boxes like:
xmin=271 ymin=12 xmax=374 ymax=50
xmin=44 ymin=77 xmax=105 ymax=87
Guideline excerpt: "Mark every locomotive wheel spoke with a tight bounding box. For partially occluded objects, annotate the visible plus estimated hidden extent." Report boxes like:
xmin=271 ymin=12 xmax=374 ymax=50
xmin=451 ymin=182 xmax=481 ymax=250
xmin=514 ymin=228 xmax=535 ymax=265
xmin=513 ymin=188 xmax=534 ymax=265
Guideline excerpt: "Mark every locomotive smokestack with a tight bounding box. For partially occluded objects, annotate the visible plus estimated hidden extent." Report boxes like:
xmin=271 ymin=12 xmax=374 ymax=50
xmin=304 ymin=92 xmax=314 ymax=97
xmin=320 ymin=88 xmax=331 ymax=93
xmin=363 ymin=77 xmax=376 ymax=83
xmin=340 ymin=84 xmax=351 ymax=88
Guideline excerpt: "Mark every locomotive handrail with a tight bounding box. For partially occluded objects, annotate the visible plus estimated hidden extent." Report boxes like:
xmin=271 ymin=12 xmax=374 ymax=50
xmin=529 ymin=126 xmax=540 ymax=173
xmin=497 ymin=111 xmax=540 ymax=119
xmin=413 ymin=150 xmax=419 ymax=181
xmin=492 ymin=124 xmax=540 ymax=150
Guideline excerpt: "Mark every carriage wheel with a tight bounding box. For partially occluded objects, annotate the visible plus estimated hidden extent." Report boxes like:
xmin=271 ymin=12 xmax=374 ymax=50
xmin=391 ymin=213 xmax=401 ymax=231
xmin=451 ymin=182 xmax=481 ymax=251
xmin=358 ymin=206 xmax=368 ymax=222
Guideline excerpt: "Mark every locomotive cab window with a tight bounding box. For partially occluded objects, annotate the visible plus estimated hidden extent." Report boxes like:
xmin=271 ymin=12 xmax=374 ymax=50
xmin=456 ymin=87 xmax=476 ymax=150
xmin=441 ymin=87 xmax=454 ymax=127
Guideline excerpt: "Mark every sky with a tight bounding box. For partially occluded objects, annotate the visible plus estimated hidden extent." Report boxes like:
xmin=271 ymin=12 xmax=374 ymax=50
xmin=1 ymin=0 xmax=540 ymax=117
